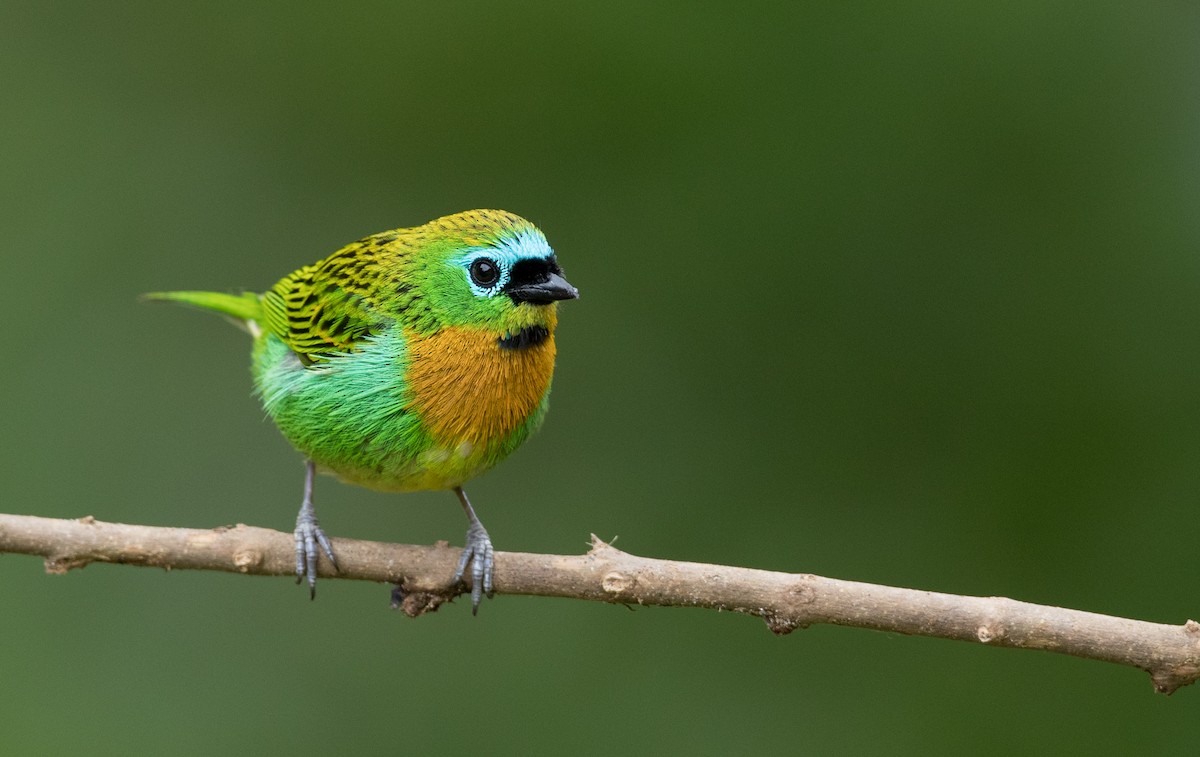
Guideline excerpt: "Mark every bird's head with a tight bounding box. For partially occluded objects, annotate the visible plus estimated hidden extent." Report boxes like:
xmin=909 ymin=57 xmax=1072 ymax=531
xmin=392 ymin=210 xmax=578 ymax=342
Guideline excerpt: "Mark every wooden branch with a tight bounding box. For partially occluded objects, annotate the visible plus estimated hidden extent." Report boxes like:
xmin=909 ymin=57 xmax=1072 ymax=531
xmin=2 ymin=512 xmax=1197 ymax=694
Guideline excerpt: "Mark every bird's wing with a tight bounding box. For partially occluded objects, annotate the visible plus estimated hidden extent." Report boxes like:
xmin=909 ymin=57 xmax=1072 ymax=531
xmin=261 ymin=238 xmax=385 ymax=366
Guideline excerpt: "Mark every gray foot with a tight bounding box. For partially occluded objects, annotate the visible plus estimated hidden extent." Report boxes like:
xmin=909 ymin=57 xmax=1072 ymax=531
xmin=295 ymin=460 xmax=337 ymax=599
xmin=452 ymin=487 xmax=495 ymax=614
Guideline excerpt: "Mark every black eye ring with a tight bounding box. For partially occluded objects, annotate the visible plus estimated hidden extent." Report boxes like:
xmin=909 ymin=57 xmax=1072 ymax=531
xmin=469 ymin=257 xmax=501 ymax=288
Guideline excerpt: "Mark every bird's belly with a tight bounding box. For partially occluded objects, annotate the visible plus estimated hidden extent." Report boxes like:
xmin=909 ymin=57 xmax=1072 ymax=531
xmin=252 ymin=326 xmax=553 ymax=492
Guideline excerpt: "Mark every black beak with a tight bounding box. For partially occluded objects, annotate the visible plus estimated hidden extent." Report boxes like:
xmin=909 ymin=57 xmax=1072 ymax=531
xmin=507 ymin=271 xmax=579 ymax=305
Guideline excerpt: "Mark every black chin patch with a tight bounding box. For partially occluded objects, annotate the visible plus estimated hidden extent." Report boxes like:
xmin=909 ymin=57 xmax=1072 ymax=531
xmin=498 ymin=325 xmax=550 ymax=350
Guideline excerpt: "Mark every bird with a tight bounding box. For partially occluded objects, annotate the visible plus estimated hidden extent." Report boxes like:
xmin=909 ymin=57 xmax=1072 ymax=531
xmin=145 ymin=209 xmax=578 ymax=612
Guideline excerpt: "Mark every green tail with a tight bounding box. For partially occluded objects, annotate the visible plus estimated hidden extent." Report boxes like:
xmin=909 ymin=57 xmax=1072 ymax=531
xmin=143 ymin=290 xmax=264 ymax=332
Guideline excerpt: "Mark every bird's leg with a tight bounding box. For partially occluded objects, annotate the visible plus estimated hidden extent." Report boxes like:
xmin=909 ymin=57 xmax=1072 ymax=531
xmin=451 ymin=486 xmax=495 ymax=614
xmin=294 ymin=459 xmax=337 ymax=599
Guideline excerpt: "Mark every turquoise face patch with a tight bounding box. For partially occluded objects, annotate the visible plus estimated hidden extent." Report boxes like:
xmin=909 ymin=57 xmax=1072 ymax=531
xmin=453 ymin=227 xmax=555 ymax=298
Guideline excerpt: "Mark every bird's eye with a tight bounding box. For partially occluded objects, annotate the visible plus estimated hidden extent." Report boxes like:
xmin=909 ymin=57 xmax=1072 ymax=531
xmin=469 ymin=258 xmax=501 ymax=288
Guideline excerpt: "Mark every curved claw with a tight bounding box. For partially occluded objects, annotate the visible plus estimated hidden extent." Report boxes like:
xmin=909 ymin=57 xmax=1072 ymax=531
xmin=452 ymin=519 xmax=495 ymax=614
xmin=294 ymin=460 xmax=337 ymax=599
xmin=294 ymin=513 xmax=337 ymax=599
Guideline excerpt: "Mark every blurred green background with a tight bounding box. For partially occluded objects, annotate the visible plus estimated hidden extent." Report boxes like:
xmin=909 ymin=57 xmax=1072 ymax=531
xmin=3 ymin=1 xmax=1199 ymax=753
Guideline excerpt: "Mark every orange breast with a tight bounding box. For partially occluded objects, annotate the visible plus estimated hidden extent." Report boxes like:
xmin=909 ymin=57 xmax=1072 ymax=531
xmin=405 ymin=326 xmax=556 ymax=445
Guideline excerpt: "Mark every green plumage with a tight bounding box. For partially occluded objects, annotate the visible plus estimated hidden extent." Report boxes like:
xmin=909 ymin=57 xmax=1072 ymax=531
xmin=142 ymin=290 xmax=263 ymax=331
xmin=259 ymin=232 xmax=389 ymax=364
xmin=147 ymin=209 xmax=579 ymax=607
